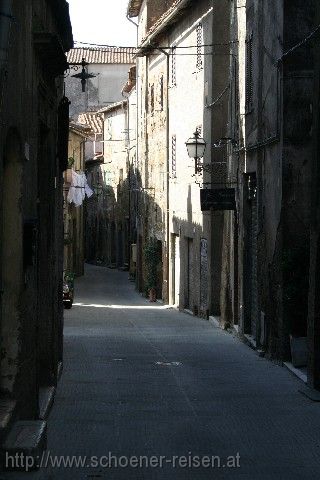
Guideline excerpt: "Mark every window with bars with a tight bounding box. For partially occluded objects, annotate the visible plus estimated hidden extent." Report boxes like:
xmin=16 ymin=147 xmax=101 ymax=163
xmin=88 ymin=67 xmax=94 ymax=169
xmin=171 ymin=134 xmax=177 ymax=178
xmin=245 ymin=33 xmax=253 ymax=112
xmin=171 ymin=46 xmax=177 ymax=86
xmin=196 ymin=23 xmax=203 ymax=70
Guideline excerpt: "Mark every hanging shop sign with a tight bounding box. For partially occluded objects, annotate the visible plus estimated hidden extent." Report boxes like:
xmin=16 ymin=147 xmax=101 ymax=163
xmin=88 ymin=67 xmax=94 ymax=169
xmin=200 ymin=188 xmax=236 ymax=211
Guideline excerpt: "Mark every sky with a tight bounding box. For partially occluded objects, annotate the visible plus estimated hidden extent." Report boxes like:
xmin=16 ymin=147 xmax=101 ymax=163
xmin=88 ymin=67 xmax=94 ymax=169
xmin=68 ymin=0 xmax=137 ymax=47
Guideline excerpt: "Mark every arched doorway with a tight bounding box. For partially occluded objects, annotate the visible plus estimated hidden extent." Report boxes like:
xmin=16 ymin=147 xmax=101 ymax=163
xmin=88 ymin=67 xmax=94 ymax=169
xmin=1 ymin=128 xmax=23 ymax=395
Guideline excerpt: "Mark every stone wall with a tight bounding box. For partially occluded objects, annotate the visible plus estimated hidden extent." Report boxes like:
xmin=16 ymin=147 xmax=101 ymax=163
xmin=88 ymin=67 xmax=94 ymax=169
xmin=0 ymin=0 xmax=72 ymax=445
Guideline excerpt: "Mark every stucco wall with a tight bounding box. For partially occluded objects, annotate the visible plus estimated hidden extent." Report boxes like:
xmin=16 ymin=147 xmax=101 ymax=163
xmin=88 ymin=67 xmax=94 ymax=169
xmin=66 ymin=63 xmax=133 ymax=118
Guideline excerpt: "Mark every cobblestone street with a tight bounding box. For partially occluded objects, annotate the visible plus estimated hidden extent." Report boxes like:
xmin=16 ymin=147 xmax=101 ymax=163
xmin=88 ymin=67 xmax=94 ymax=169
xmin=4 ymin=264 xmax=320 ymax=479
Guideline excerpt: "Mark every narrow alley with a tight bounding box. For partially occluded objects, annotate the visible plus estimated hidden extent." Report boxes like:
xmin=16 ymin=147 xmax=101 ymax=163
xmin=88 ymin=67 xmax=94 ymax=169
xmin=5 ymin=264 xmax=320 ymax=480
xmin=2 ymin=1 xmax=320 ymax=478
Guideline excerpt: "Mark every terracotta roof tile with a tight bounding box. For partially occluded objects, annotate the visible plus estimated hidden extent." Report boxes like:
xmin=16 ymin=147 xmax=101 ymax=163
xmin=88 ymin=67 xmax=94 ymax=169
xmin=77 ymin=112 xmax=103 ymax=134
xmin=67 ymin=47 xmax=135 ymax=65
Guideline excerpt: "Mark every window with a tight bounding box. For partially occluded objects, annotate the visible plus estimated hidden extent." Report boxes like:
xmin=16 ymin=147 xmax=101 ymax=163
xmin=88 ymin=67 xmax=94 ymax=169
xmin=196 ymin=23 xmax=203 ymax=70
xmin=150 ymin=84 xmax=155 ymax=113
xmin=171 ymin=46 xmax=177 ymax=86
xmin=245 ymin=33 xmax=253 ymax=112
xmin=171 ymin=135 xmax=177 ymax=178
xmin=160 ymin=76 xmax=164 ymax=111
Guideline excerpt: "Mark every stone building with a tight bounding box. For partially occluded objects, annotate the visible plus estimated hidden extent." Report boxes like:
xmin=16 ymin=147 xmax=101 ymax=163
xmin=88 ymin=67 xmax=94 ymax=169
xmin=127 ymin=0 xmax=229 ymax=310
xmin=63 ymin=122 xmax=92 ymax=277
xmin=127 ymin=0 xmax=320 ymax=387
xmin=66 ymin=47 xmax=135 ymax=119
xmin=85 ymin=100 xmax=131 ymax=268
xmin=221 ymin=0 xmax=316 ymax=373
xmin=308 ymin=2 xmax=320 ymax=390
xmin=81 ymin=65 xmax=137 ymax=270
xmin=0 ymin=0 xmax=72 ymax=455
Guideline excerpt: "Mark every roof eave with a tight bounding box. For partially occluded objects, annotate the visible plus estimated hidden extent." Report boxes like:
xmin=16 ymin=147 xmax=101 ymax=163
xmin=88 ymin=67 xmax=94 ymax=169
xmin=98 ymin=100 xmax=128 ymax=115
xmin=139 ymin=0 xmax=192 ymax=50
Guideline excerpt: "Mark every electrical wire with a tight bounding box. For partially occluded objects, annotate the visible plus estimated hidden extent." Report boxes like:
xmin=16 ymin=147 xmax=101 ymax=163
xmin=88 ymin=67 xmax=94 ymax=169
xmin=279 ymin=24 xmax=320 ymax=62
xmin=74 ymin=40 xmax=237 ymax=50
xmin=71 ymin=41 xmax=234 ymax=59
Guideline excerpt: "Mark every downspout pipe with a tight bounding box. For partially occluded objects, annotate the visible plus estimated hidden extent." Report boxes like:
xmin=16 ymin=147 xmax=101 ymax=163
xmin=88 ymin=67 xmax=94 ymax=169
xmin=158 ymin=48 xmax=170 ymax=304
xmin=126 ymin=14 xmax=139 ymax=29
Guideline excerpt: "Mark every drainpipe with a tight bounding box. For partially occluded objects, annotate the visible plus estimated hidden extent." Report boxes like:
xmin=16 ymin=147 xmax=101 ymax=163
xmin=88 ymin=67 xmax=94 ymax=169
xmin=158 ymin=48 xmax=170 ymax=304
xmin=126 ymin=14 xmax=138 ymax=30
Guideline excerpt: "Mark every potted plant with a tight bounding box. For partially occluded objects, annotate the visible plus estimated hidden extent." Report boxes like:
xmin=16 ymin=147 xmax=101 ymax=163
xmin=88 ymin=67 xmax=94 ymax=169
xmin=144 ymin=238 xmax=160 ymax=302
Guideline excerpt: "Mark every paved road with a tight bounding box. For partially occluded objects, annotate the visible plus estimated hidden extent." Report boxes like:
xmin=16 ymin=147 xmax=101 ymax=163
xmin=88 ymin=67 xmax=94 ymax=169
xmin=4 ymin=264 xmax=320 ymax=479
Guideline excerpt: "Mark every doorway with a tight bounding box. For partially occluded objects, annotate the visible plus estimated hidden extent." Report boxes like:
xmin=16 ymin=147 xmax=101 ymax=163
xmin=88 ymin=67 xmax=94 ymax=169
xmin=172 ymin=234 xmax=180 ymax=306
xmin=200 ymin=238 xmax=208 ymax=314
xmin=243 ymin=173 xmax=258 ymax=340
xmin=186 ymin=238 xmax=193 ymax=309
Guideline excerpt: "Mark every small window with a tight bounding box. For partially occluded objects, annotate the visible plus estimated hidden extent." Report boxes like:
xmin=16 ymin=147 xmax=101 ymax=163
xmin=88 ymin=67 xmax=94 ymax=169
xmin=245 ymin=33 xmax=253 ymax=112
xmin=196 ymin=23 xmax=203 ymax=70
xmin=171 ymin=46 xmax=177 ymax=86
xmin=160 ymin=76 xmax=164 ymax=111
xmin=171 ymin=135 xmax=177 ymax=178
xmin=150 ymin=84 xmax=155 ymax=113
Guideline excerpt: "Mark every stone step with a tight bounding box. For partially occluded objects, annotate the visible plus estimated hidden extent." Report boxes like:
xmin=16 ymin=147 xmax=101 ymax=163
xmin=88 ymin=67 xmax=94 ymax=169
xmin=0 ymin=399 xmax=16 ymax=431
xmin=39 ymin=386 xmax=56 ymax=420
xmin=1 ymin=420 xmax=47 ymax=471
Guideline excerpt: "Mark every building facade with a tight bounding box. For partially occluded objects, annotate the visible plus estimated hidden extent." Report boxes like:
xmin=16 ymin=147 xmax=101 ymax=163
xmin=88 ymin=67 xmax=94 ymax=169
xmin=221 ymin=0 xmax=315 ymax=367
xmin=126 ymin=0 xmax=320 ymax=388
xmin=63 ymin=123 xmax=92 ymax=277
xmin=85 ymin=100 xmax=132 ymax=268
xmin=66 ymin=47 xmax=135 ymax=119
xmin=128 ymin=0 xmax=229 ymax=311
xmin=0 ymin=0 xmax=72 ymax=454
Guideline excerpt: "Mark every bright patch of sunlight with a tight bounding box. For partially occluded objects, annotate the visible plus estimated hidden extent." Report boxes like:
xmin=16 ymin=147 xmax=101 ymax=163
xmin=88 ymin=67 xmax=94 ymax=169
xmin=73 ymin=303 xmax=170 ymax=310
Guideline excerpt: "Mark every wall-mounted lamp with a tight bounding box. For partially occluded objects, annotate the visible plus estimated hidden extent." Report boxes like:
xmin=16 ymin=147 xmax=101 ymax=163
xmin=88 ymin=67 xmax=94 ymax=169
xmin=68 ymin=58 xmax=97 ymax=93
xmin=185 ymin=129 xmax=207 ymax=175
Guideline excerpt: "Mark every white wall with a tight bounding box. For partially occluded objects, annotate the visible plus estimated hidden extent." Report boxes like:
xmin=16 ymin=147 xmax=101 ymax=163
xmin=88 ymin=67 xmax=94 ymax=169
xmin=66 ymin=63 xmax=133 ymax=118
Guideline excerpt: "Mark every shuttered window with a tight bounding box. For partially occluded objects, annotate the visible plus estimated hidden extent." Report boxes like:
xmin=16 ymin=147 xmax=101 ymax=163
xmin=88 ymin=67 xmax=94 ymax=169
xmin=160 ymin=75 xmax=164 ymax=111
xmin=171 ymin=46 xmax=177 ymax=86
xmin=196 ymin=23 xmax=203 ymax=70
xmin=171 ymin=135 xmax=177 ymax=178
xmin=150 ymin=84 xmax=155 ymax=113
xmin=245 ymin=33 xmax=253 ymax=112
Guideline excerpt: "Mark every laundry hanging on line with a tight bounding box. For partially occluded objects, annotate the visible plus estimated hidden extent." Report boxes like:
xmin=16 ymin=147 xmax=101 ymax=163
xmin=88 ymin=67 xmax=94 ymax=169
xmin=67 ymin=170 xmax=93 ymax=207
